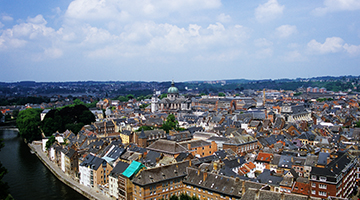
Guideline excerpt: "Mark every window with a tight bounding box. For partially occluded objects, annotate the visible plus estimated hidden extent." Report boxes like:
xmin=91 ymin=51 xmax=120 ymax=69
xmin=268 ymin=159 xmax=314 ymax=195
xmin=319 ymin=184 xmax=327 ymax=189
xmin=311 ymin=190 xmax=315 ymax=194
xmin=319 ymin=176 xmax=326 ymax=182
xmin=319 ymin=191 xmax=327 ymax=196
xmin=311 ymin=182 xmax=316 ymax=188
xmin=311 ymin=175 xmax=316 ymax=180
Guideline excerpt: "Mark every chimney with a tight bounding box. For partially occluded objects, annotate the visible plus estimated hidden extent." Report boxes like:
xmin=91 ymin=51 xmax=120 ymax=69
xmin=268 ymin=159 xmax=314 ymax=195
xmin=188 ymin=143 xmax=191 ymax=150
xmin=197 ymin=169 xmax=200 ymax=176
xmin=213 ymin=162 xmax=218 ymax=171
xmin=189 ymin=159 xmax=192 ymax=167
xmin=242 ymin=181 xmax=246 ymax=194
xmin=235 ymin=177 xmax=240 ymax=182
xmin=203 ymin=171 xmax=208 ymax=182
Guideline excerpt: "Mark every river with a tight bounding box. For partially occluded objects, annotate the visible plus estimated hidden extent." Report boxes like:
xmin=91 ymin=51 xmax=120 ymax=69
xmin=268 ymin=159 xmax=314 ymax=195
xmin=0 ymin=129 xmax=87 ymax=200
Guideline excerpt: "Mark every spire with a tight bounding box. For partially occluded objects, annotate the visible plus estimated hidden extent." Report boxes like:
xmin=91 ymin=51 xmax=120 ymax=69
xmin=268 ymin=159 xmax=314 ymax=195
xmin=171 ymin=80 xmax=175 ymax=87
xmin=139 ymin=128 xmax=147 ymax=139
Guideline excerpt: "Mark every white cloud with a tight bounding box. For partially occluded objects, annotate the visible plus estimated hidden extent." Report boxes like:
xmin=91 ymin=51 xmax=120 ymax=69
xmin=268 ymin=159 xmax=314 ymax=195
xmin=44 ymin=48 xmax=63 ymax=59
xmin=255 ymin=0 xmax=284 ymax=22
xmin=65 ymin=0 xmax=221 ymax=24
xmin=254 ymin=38 xmax=273 ymax=47
xmin=307 ymin=37 xmax=344 ymax=54
xmin=0 ymin=22 xmax=4 ymax=29
xmin=276 ymin=25 xmax=297 ymax=38
xmin=307 ymin=37 xmax=360 ymax=56
xmin=2 ymin=15 xmax=13 ymax=22
xmin=314 ymin=0 xmax=360 ymax=15
xmin=343 ymin=43 xmax=360 ymax=56
xmin=82 ymin=25 xmax=117 ymax=44
xmin=0 ymin=15 xmax=58 ymax=57
xmin=217 ymin=13 xmax=231 ymax=23
xmin=27 ymin=15 xmax=47 ymax=24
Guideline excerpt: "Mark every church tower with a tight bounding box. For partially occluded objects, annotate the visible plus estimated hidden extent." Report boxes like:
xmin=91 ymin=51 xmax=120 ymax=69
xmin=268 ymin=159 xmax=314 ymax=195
xmin=167 ymin=80 xmax=179 ymax=101
xmin=151 ymin=89 xmax=158 ymax=113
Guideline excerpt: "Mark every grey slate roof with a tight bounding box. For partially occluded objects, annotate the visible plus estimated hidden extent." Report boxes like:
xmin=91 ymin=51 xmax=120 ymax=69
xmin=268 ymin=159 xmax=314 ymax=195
xmin=146 ymin=139 xmax=188 ymax=155
xmin=80 ymin=154 xmax=107 ymax=170
xmin=132 ymin=161 xmax=189 ymax=186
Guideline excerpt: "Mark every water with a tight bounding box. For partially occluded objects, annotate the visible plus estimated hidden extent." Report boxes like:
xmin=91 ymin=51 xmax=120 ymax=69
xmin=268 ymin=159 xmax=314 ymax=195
xmin=0 ymin=129 xmax=88 ymax=200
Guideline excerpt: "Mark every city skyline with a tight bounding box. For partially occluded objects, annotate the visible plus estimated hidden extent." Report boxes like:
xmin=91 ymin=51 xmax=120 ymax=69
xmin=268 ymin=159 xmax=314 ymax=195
xmin=1 ymin=0 xmax=360 ymax=82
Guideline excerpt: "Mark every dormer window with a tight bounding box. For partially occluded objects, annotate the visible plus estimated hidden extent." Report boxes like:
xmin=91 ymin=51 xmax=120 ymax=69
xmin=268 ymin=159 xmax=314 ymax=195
xmin=319 ymin=176 xmax=326 ymax=182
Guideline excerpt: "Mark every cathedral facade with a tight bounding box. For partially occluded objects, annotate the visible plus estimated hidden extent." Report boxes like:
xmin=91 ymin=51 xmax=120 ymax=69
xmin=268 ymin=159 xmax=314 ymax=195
xmin=151 ymin=81 xmax=191 ymax=113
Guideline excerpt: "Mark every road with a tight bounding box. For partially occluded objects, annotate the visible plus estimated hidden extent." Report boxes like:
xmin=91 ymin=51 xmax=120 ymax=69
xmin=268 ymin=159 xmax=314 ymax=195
xmin=29 ymin=142 xmax=113 ymax=200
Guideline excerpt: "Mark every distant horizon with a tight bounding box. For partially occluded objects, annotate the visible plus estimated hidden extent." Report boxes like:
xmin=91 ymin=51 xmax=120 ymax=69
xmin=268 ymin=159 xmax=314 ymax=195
xmin=1 ymin=74 xmax=359 ymax=83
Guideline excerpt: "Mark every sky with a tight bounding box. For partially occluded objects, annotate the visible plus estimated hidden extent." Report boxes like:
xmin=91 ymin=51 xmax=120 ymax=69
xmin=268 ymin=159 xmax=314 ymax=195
xmin=0 ymin=0 xmax=360 ymax=82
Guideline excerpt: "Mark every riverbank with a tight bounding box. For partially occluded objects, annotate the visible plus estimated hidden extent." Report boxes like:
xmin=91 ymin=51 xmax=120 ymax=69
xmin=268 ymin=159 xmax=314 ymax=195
xmin=28 ymin=142 xmax=112 ymax=200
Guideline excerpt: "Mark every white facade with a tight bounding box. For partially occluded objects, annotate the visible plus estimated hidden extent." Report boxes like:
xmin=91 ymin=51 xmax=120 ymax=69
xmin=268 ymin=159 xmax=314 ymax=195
xmin=151 ymin=94 xmax=158 ymax=113
xmin=109 ymin=175 xmax=118 ymax=198
xmin=254 ymin=162 xmax=267 ymax=173
xmin=61 ymin=151 xmax=66 ymax=172
xmin=79 ymin=165 xmax=92 ymax=187
xmin=42 ymin=138 xmax=48 ymax=152
xmin=49 ymin=147 xmax=56 ymax=161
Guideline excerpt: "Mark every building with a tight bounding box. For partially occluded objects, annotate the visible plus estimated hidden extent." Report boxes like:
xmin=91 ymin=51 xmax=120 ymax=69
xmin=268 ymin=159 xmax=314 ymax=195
xmin=222 ymin=134 xmax=258 ymax=155
xmin=309 ymin=151 xmax=357 ymax=199
xmin=179 ymin=140 xmax=217 ymax=158
xmin=146 ymin=139 xmax=189 ymax=158
xmin=79 ymin=154 xmax=113 ymax=188
xmin=131 ymin=161 xmax=189 ymax=200
xmin=108 ymin=161 xmax=130 ymax=199
xmin=153 ymin=81 xmax=192 ymax=112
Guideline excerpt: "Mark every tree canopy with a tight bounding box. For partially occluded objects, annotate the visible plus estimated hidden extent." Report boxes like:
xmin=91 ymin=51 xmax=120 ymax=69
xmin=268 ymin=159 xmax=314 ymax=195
xmin=16 ymin=108 xmax=43 ymax=142
xmin=45 ymin=135 xmax=56 ymax=150
xmin=162 ymin=114 xmax=178 ymax=133
xmin=40 ymin=104 xmax=95 ymax=136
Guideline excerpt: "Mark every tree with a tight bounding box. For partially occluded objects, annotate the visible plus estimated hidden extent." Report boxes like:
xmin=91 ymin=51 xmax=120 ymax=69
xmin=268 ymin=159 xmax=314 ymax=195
xmin=218 ymin=92 xmax=225 ymax=97
xmin=126 ymin=94 xmax=134 ymax=100
xmin=136 ymin=126 xmax=153 ymax=132
xmin=45 ymin=135 xmax=56 ymax=150
xmin=16 ymin=108 xmax=43 ymax=142
xmin=85 ymin=100 xmax=98 ymax=108
xmin=40 ymin=104 xmax=95 ymax=136
xmin=117 ymin=96 xmax=128 ymax=102
xmin=159 ymin=94 xmax=167 ymax=99
xmin=356 ymin=121 xmax=360 ymax=128
xmin=162 ymin=114 xmax=178 ymax=133
xmin=73 ymin=99 xmax=85 ymax=106
xmin=139 ymin=104 xmax=149 ymax=109
xmin=170 ymin=195 xmax=179 ymax=200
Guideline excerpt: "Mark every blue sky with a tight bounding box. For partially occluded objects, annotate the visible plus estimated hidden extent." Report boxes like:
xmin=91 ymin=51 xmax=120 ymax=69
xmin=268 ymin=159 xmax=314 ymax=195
xmin=0 ymin=0 xmax=359 ymax=82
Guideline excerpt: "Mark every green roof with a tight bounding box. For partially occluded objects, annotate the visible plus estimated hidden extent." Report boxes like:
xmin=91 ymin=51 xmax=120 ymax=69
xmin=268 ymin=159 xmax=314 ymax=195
xmin=122 ymin=161 xmax=145 ymax=178
xmin=167 ymin=80 xmax=179 ymax=94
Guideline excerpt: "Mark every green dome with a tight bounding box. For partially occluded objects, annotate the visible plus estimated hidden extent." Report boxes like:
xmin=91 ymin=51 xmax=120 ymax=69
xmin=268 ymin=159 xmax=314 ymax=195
xmin=167 ymin=81 xmax=179 ymax=94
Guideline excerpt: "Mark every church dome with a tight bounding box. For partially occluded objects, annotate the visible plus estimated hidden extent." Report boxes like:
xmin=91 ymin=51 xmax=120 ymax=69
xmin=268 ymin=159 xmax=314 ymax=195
xmin=167 ymin=80 xmax=179 ymax=94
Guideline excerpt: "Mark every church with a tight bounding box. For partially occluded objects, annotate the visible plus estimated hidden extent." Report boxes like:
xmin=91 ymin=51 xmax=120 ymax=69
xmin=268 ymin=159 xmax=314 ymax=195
xmin=151 ymin=81 xmax=192 ymax=113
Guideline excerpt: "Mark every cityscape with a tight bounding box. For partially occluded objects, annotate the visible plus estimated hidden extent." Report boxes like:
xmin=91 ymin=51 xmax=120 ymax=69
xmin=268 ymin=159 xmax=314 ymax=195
xmin=1 ymin=77 xmax=360 ymax=200
xmin=1 ymin=0 xmax=360 ymax=199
